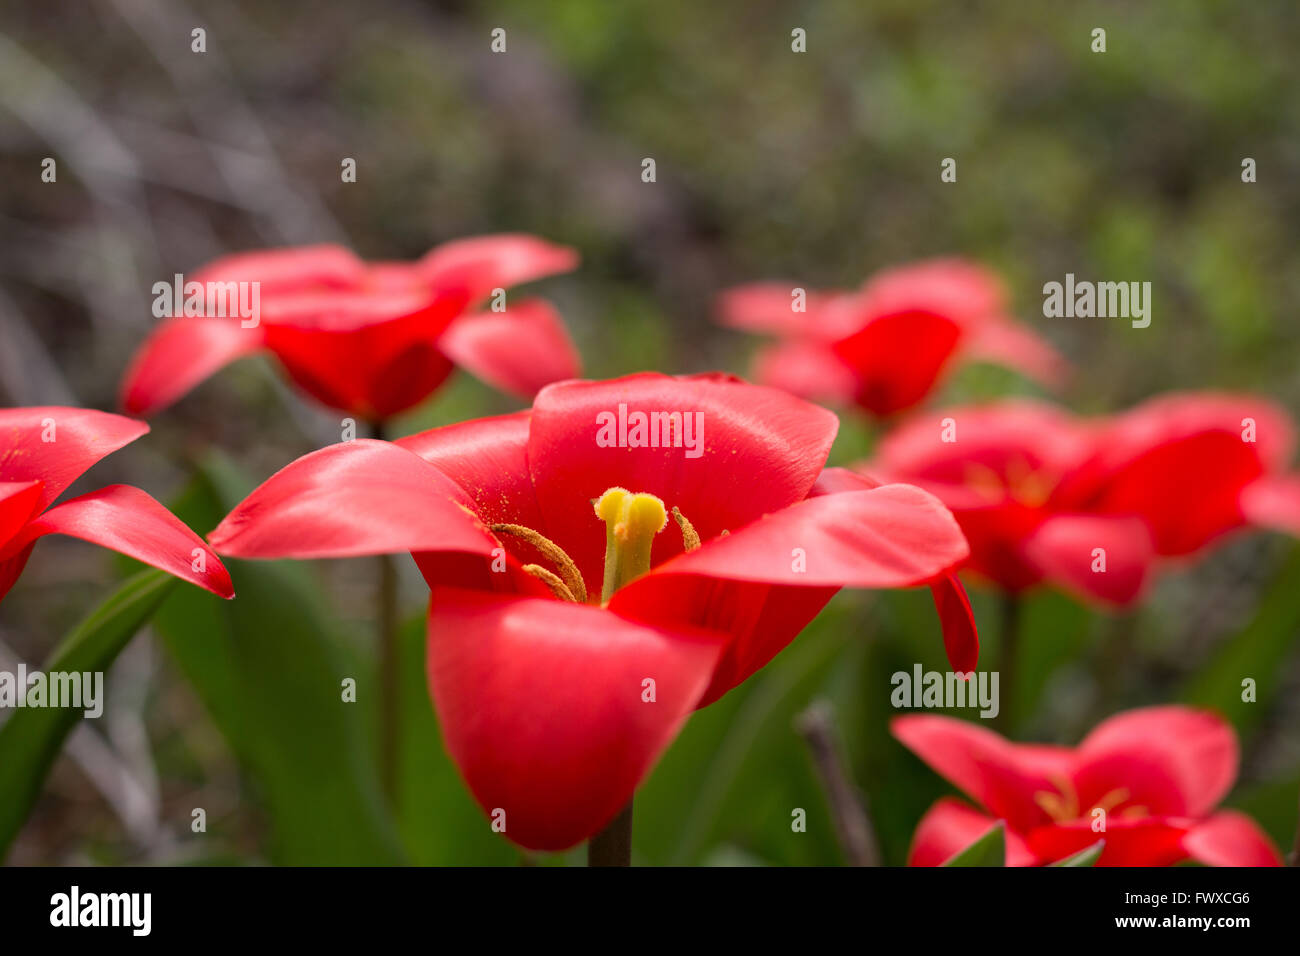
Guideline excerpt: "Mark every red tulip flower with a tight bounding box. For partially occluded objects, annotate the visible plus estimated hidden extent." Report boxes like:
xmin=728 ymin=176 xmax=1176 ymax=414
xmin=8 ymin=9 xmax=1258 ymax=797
xmin=0 ymin=407 xmax=234 ymax=602
xmin=894 ymin=706 xmax=1282 ymax=866
xmin=120 ymin=234 xmax=580 ymax=422
xmin=867 ymin=393 xmax=1300 ymax=605
xmin=207 ymin=372 xmax=977 ymax=851
xmin=718 ymin=259 xmax=1066 ymax=417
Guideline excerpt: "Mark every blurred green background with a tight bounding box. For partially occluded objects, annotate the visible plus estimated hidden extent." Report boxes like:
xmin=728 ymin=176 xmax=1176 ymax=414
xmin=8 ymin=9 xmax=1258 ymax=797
xmin=1 ymin=0 xmax=1298 ymax=865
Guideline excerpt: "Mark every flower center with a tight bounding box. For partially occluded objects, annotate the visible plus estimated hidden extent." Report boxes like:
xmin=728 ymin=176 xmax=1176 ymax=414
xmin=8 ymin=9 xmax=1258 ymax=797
xmin=1033 ymin=775 xmax=1145 ymax=823
xmin=490 ymin=487 xmax=702 ymax=606
xmin=963 ymin=456 xmax=1055 ymax=508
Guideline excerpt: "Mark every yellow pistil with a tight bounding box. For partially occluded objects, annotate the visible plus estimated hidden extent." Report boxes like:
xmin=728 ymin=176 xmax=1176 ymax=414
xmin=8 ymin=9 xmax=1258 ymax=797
xmin=595 ymin=487 xmax=668 ymax=603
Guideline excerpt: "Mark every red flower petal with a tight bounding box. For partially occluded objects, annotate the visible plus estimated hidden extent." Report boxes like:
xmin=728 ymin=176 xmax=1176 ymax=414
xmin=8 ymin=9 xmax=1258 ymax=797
xmin=1054 ymin=393 xmax=1293 ymax=556
xmin=633 ymin=483 xmax=968 ymax=589
xmin=395 ymin=411 xmax=545 ymax=531
xmin=857 ymin=259 xmax=1008 ymax=327
xmin=1022 ymin=513 xmax=1155 ymax=605
xmin=751 ymin=340 xmax=859 ymax=406
xmin=1240 ymin=473 xmax=1300 ymax=537
xmin=1026 ymin=817 xmax=1190 ymax=867
xmin=526 ymin=373 xmax=838 ymax=595
xmin=14 ymin=484 xmax=233 ymax=598
xmin=1074 ymin=706 xmax=1237 ymax=818
xmin=716 ymin=283 xmax=857 ymax=339
xmin=0 ymin=407 xmax=148 ymax=510
xmin=0 ymin=481 xmax=44 ymax=602
xmin=0 ymin=480 xmax=43 ymax=552
xmin=395 ymin=415 xmax=557 ymax=598
xmin=437 ymin=298 xmax=580 ymax=399
xmin=830 ymin=311 xmax=962 ymax=416
xmin=192 ymin=244 xmax=366 ymax=294
xmin=807 ymin=467 xmax=978 ymax=673
xmin=418 ymin=233 xmax=579 ymax=306
xmin=872 ymin=400 xmax=1094 ymax=488
xmin=931 ymin=573 xmax=979 ymax=673
xmin=425 ymin=587 xmax=724 ymax=851
xmin=119 ymin=317 xmax=267 ymax=417
xmin=1182 ymin=811 xmax=1283 ymax=867
xmin=892 ymin=714 xmax=1073 ymax=833
xmin=208 ymin=439 xmax=496 ymax=560
xmin=261 ymin=289 xmax=467 ymax=419
xmin=907 ymin=797 xmax=1036 ymax=866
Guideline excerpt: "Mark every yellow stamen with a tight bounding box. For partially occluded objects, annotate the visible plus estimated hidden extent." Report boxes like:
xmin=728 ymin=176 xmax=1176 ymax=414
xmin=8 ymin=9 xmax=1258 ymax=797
xmin=1090 ymin=787 xmax=1131 ymax=816
xmin=1033 ymin=774 xmax=1081 ymax=822
xmin=671 ymin=506 xmax=701 ymax=552
xmin=491 ymin=522 xmax=588 ymax=604
xmin=521 ymin=564 xmax=577 ymax=602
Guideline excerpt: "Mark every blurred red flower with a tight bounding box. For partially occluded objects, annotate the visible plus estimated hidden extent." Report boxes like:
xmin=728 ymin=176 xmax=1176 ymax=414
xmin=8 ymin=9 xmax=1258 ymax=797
xmin=0 ymin=407 xmax=234 ymax=602
xmin=894 ymin=706 xmax=1282 ymax=866
xmin=867 ymin=392 xmax=1300 ymax=605
xmin=208 ymin=372 xmax=976 ymax=850
xmin=120 ymin=234 xmax=580 ymax=422
xmin=718 ymin=259 xmax=1066 ymax=417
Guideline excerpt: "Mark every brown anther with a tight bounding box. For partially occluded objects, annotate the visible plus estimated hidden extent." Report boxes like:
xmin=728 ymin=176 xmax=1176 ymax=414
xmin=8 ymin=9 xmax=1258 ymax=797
xmin=491 ymin=523 xmax=588 ymax=603
xmin=671 ymin=506 xmax=701 ymax=552
xmin=521 ymin=564 xmax=578 ymax=603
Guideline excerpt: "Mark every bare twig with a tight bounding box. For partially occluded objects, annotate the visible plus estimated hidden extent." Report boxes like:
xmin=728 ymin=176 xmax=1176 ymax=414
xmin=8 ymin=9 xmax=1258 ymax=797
xmin=795 ymin=699 xmax=879 ymax=867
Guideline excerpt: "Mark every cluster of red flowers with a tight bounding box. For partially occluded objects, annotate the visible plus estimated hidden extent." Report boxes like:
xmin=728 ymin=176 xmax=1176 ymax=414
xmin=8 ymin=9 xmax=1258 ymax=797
xmin=4 ymin=237 xmax=1293 ymax=865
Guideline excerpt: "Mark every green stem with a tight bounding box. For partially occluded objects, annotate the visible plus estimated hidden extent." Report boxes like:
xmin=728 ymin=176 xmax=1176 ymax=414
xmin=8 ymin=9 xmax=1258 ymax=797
xmin=995 ymin=592 xmax=1021 ymax=734
xmin=588 ymin=801 xmax=633 ymax=866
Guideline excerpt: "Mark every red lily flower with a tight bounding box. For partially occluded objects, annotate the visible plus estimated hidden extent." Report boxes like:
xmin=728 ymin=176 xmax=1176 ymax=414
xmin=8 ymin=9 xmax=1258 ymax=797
xmin=207 ymin=372 xmax=977 ymax=851
xmin=894 ymin=707 xmax=1282 ymax=866
xmin=867 ymin=392 xmax=1300 ymax=605
xmin=0 ymin=407 xmax=234 ymax=602
xmin=119 ymin=234 xmax=580 ymax=421
xmin=718 ymin=259 xmax=1066 ymax=417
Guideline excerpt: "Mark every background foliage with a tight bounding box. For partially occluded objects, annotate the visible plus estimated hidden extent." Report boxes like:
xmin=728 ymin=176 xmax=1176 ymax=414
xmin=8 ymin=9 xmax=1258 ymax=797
xmin=1 ymin=0 xmax=1298 ymax=864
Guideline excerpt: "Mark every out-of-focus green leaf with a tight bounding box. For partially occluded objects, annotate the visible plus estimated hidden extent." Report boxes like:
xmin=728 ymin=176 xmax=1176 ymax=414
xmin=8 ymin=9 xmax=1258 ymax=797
xmin=941 ymin=820 xmax=1005 ymax=866
xmin=637 ymin=597 xmax=859 ymax=867
xmin=701 ymin=844 xmax=771 ymax=866
xmin=152 ymin=452 xmax=404 ymax=864
xmin=1050 ymin=840 xmax=1104 ymax=866
xmin=1226 ymin=773 xmax=1300 ymax=852
xmin=1180 ymin=544 xmax=1300 ymax=737
xmin=0 ymin=570 xmax=175 ymax=860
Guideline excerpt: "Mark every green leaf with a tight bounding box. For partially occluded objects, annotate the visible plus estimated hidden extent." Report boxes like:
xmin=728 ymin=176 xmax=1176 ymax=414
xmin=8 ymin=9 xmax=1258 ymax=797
xmin=942 ymin=820 xmax=1006 ymax=866
xmin=1050 ymin=840 xmax=1104 ymax=866
xmin=638 ymin=597 xmax=860 ymax=866
xmin=0 ymin=569 xmax=176 ymax=860
xmin=148 ymin=452 xmax=404 ymax=864
xmin=1181 ymin=544 xmax=1300 ymax=738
